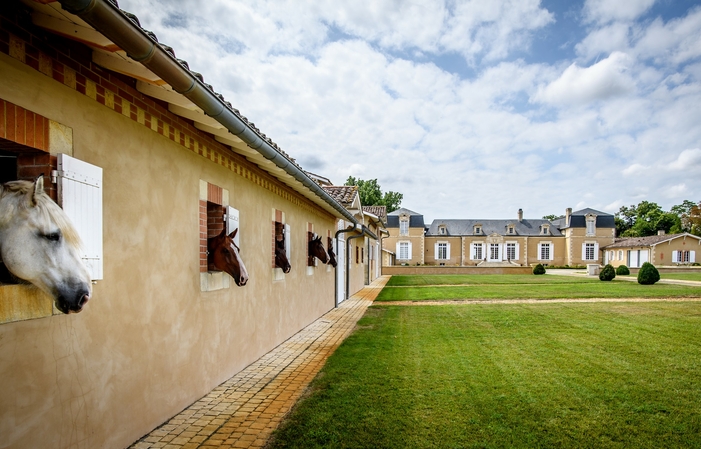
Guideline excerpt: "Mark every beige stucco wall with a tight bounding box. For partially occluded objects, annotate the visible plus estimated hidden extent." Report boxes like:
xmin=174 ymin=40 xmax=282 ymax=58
xmin=564 ymin=227 xmax=616 ymax=266
xmin=604 ymin=236 xmax=701 ymax=267
xmin=424 ymin=236 xmax=462 ymax=265
xmin=384 ymin=226 xmax=424 ymax=265
xmin=0 ymin=52 xmax=341 ymax=449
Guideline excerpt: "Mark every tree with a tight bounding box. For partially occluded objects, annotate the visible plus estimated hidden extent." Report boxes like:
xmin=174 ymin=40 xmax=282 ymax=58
xmin=684 ymin=202 xmax=701 ymax=236
xmin=616 ymin=201 xmax=681 ymax=237
xmin=344 ymin=177 xmax=403 ymax=212
xmin=542 ymin=214 xmax=563 ymax=221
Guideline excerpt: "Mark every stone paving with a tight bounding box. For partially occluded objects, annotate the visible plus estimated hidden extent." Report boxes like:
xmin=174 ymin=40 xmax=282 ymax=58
xmin=130 ymin=275 xmax=389 ymax=449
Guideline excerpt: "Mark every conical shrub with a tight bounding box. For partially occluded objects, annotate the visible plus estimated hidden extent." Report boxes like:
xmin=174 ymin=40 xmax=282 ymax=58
xmin=599 ymin=264 xmax=616 ymax=281
xmin=637 ymin=262 xmax=660 ymax=285
xmin=615 ymin=265 xmax=630 ymax=275
xmin=533 ymin=263 xmax=545 ymax=275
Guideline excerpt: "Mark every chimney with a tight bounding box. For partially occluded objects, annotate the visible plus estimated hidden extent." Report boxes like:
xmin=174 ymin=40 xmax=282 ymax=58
xmin=658 ymin=230 xmax=665 ymax=235
xmin=565 ymin=208 xmax=572 ymax=226
xmin=518 ymin=208 xmax=523 ymax=222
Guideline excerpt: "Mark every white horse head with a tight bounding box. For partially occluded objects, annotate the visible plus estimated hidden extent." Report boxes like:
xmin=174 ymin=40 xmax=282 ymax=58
xmin=0 ymin=177 xmax=92 ymax=313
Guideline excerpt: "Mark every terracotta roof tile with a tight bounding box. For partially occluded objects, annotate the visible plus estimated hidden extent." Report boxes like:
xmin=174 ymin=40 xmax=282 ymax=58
xmin=603 ymin=233 xmax=694 ymax=249
xmin=363 ymin=206 xmax=387 ymax=220
xmin=322 ymin=186 xmax=358 ymax=206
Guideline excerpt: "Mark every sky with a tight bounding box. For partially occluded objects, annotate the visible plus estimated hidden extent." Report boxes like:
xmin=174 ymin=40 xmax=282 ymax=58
xmin=119 ymin=0 xmax=701 ymax=223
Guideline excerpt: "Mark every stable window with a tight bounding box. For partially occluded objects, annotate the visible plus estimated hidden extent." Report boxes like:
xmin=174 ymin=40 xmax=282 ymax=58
xmin=272 ymin=208 xmax=290 ymax=279
xmin=0 ymin=103 xmax=104 ymax=323
xmin=673 ymin=250 xmax=695 ymax=264
xmin=200 ymin=181 xmax=238 ymax=291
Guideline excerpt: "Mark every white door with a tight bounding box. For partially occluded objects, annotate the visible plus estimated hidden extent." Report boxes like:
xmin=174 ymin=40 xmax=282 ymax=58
xmin=640 ymin=250 xmax=649 ymax=265
xmin=629 ymin=250 xmax=639 ymax=268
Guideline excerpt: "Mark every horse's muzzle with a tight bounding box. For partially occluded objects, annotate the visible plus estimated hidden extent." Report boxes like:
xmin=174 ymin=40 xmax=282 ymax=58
xmin=56 ymin=285 xmax=90 ymax=314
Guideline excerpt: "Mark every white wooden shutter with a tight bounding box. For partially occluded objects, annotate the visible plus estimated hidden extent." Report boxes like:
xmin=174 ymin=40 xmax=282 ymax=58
xmin=225 ymin=206 xmax=239 ymax=247
xmin=284 ymin=224 xmax=291 ymax=260
xmin=446 ymin=243 xmax=450 ymax=260
xmin=469 ymin=243 xmax=475 ymax=259
xmin=57 ymin=154 xmax=103 ymax=280
xmin=594 ymin=243 xmax=599 ymax=260
xmin=690 ymin=251 xmax=696 ymax=263
xmin=515 ymin=243 xmax=520 ymax=260
xmin=672 ymin=250 xmax=678 ymax=263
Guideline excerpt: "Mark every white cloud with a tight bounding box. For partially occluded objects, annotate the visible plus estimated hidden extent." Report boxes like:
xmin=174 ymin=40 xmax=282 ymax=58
xmin=583 ymin=0 xmax=656 ymax=25
xmin=634 ymin=8 xmax=701 ymax=65
xmin=667 ymin=148 xmax=701 ymax=170
xmin=532 ymin=52 xmax=635 ymax=106
xmin=116 ymin=0 xmax=701 ymax=220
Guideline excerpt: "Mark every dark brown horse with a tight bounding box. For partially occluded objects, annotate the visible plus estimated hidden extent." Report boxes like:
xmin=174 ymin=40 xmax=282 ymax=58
xmin=275 ymin=241 xmax=291 ymax=273
xmin=326 ymin=237 xmax=337 ymax=267
xmin=208 ymin=228 xmax=248 ymax=286
xmin=308 ymin=234 xmax=329 ymax=264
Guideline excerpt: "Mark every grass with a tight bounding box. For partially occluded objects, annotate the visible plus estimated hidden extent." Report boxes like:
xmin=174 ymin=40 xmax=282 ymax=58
xmin=661 ymin=272 xmax=701 ymax=282
xmin=377 ymin=275 xmax=701 ymax=302
xmin=267 ymin=302 xmax=701 ymax=449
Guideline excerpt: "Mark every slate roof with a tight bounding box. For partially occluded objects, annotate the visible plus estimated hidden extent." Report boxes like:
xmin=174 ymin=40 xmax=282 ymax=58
xmin=551 ymin=208 xmax=615 ymax=229
xmin=427 ymin=219 xmax=562 ymax=237
xmin=603 ymin=233 xmax=700 ymax=249
xmin=386 ymin=207 xmax=425 ymax=228
xmin=363 ymin=206 xmax=387 ymax=221
xmin=322 ymin=186 xmax=358 ymax=207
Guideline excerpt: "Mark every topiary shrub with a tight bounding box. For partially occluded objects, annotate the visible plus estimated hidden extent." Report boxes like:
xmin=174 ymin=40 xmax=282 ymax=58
xmin=616 ymin=265 xmax=630 ymax=275
xmin=533 ymin=263 xmax=545 ymax=275
xmin=599 ymin=264 xmax=616 ymax=281
xmin=637 ymin=262 xmax=660 ymax=285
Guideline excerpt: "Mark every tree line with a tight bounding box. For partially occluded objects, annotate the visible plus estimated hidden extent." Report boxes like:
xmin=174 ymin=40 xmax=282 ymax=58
xmin=545 ymin=200 xmax=701 ymax=237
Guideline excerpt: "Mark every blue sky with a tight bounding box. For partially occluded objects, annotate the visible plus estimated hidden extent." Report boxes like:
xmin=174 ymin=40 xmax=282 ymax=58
xmin=120 ymin=0 xmax=701 ymax=222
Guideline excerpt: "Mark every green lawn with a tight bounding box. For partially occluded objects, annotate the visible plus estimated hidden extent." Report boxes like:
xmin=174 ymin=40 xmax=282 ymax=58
xmin=661 ymin=272 xmax=701 ymax=282
xmin=268 ymin=302 xmax=701 ymax=449
xmin=378 ymin=275 xmax=701 ymax=302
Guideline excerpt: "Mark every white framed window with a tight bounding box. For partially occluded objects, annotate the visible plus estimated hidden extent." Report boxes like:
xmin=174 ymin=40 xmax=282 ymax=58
xmin=436 ymin=242 xmax=449 ymax=260
xmin=586 ymin=217 xmax=596 ymax=236
xmin=438 ymin=226 xmax=447 ymax=235
xmin=399 ymin=220 xmax=409 ymax=236
xmin=506 ymin=242 xmax=517 ymax=260
xmin=541 ymin=225 xmax=549 ymax=235
xmin=673 ymin=250 xmax=695 ymax=263
xmin=583 ymin=242 xmax=598 ymax=261
xmin=507 ymin=226 xmax=515 ymax=235
xmin=618 ymin=250 xmax=623 ymax=261
xmin=474 ymin=225 xmax=482 ymax=235
xmin=538 ymin=242 xmax=552 ymax=261
xmin=489 ymin=243 xmax=500 ymax=261
xmin=397 ymin=241 xmax=412 ymax=260
xmin=471 ymin=242 xmax=484 ymax=260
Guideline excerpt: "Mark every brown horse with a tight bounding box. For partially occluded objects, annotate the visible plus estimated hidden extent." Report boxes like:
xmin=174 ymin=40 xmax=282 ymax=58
xmin=327 ymin=237 xmax=337 ymax=267
xmin=275 ymin=241 xmax=291 ymax=273
xmin=208 ymin=228 xmax=248 ymax=286
xmin=308 ymin=234 xmax=329 ymax=264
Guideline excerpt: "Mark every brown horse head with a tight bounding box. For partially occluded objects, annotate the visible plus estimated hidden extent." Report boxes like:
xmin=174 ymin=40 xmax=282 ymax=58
xmin=208 ymin=228 xmax=248 ymax=286
xmin=327 ymin=237 xmax=337 ymax=267
xmin=308 ymin=234 xmax=329 ymax=264
xmin=275 ymin=241 xmax=291 ymax=273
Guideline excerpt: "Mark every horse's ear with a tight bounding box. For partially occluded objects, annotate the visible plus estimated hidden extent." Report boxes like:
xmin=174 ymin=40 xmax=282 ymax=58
xmin=228 ymin=228 xmax=238 ymax=239
xmin=217 ymin=228 xmax=226 ymax=238
xmin=30 ymin=175 xmax=44 ymax=206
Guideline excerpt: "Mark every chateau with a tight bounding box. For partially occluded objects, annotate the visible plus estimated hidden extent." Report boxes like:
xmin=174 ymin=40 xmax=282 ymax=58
xmin=385 ymin=207 xmax=616 ymax=267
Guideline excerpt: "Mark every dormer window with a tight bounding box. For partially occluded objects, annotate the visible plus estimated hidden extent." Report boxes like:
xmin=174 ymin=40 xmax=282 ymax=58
xmin=507 ymin=225 xmax=515 ymax=235
xmin=399 ymin=216 xmax=409 ymax=236
xmin=541 ymin=225 xmax=549 ymax=235
xmin=586 ymin=215 xmax=597 ymax=236
xmin=474 ymin=225 xmax=482 ymax=235
xmin=438 ymin=225 xmax=447 ymax=235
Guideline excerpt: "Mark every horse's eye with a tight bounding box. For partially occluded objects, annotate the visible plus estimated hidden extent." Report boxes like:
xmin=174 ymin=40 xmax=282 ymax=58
xmin=43 ymin=232 xmax=61 ymax=242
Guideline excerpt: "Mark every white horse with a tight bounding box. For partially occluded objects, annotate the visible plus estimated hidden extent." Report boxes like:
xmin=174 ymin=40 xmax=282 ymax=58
xmin=0 ymin=177 xmax=92 ymax=313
